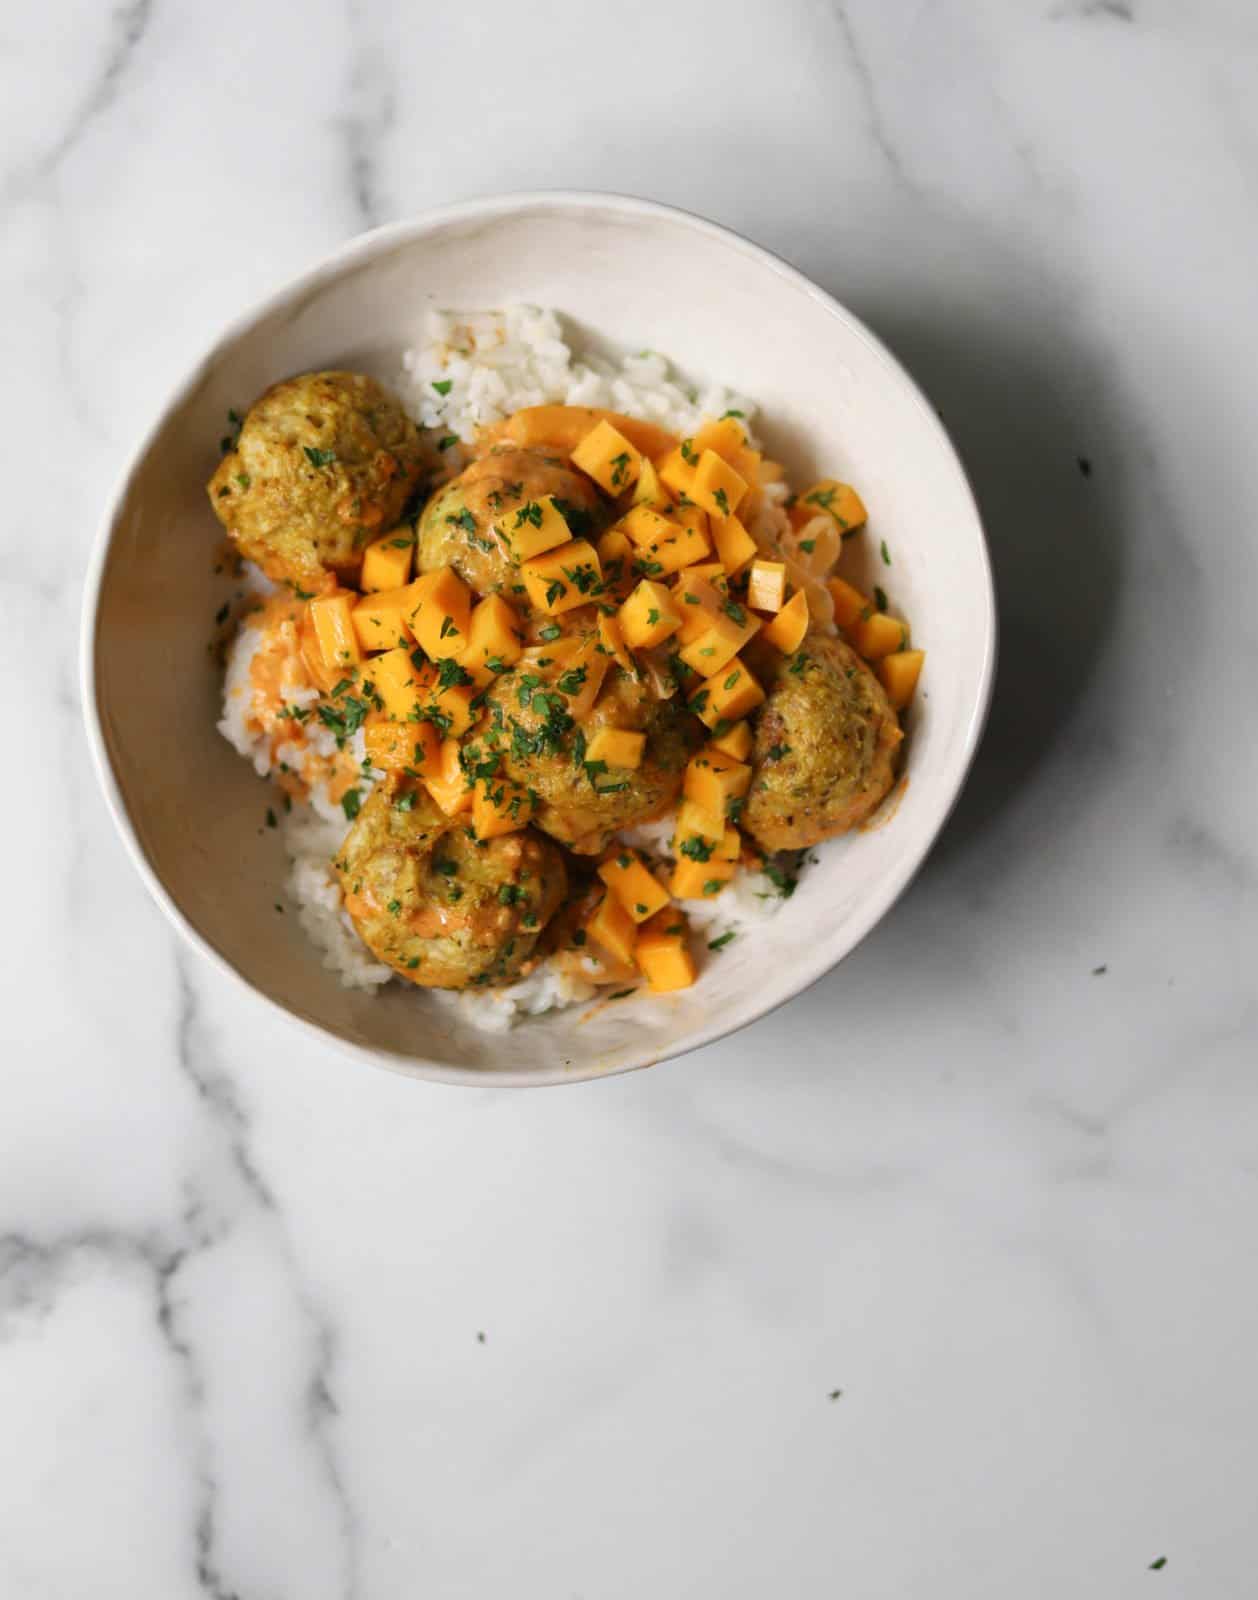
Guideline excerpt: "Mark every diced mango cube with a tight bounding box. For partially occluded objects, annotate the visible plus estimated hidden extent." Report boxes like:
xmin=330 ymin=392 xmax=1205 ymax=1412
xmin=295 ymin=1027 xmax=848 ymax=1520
xmin=636 ymin=518 xmax=711 ymax=578
xmin=598 ymin=849 xmax=670 ymax=924
xmin=677 ymin=796 xmax=724 ymax=846
xmin=714 ymin=825 xmax=741 ymax=862
xmin=826 ymin=575 xmax=871 ymax=630
xmin=424 ymin=737 xmax=472 ymax=816
xmin=710 ymin=513 xmax=757 ymax=576
xmin=351 ymin=582 xmax=419 ymax=654
xmin=762 ymin=588 xmax=810 ymax=654
xmin=672 ymin=569 xmax=727 ymax=644
xmin=690 ymin=655 xmax=764 ymax=727
xmin=364 ymin=715 xmax=440 ymax=780
xmin=309 ymin=590 xmax=362 ymax=672
xmin=370 ymin=645 xmax=426 ymax=721
xmin=791 ymin=480 xmax=867 ymax=534
xmin=678 ymin=602 xmax=760 ymax=677
xmin=460 ymin=594 xmax=525 ymax=686
xmin=747 ymin=559 xmax=787 ymax=613
xmin=618 ymin=579 xmax=681 ymax=649
xmin=570 ymin=418 xmax=642 ymax=495
xmin=692 ymin=415 xmax=748 ymax=464
xmin=472 ymin=775 xmax=533 ymax=839
xmin=596 ymin=528 xmax=634 ymax=581
xmin=877 ymin=649 xmax=924 ymax=710
xmin=585 ymin=727 xmax=645 ymax=769
xmin=670 ymin=856 xmax=736 ymax=900
xmin=850 ymin=609 xmax=908 ymax=661
xmin=598 ymin=612 xmax=636 ymax=677
xmin=584 ymin=892 xmax=638 ymax=968
xmin=709 ymin=719 xmax=753 ymax=761
xmin=425 ymin=671 xmax=478 ymax=739
xmin=520 ymin=540 xmax=604 ymax=615
xmin=619 ymin=504 xmax=678 ymax=549
xmin=360 ymin=528 xmax=415 ymax=593
xmin=407 ymin=566 xmax=473 ymax=660
xmin=632 ymin=456 xmax=672 ymax=511
xmin=496 ymin=494 xmax=574 ymax=562
xmin=684 ymin=748 xmax=752 ymax=819
xmin=657 ymin=444 xmax=698 ymax=501
xmin=551 ymin=634 xmax=611 ymax=721
xmin=635 ymin=909 xmax=696 ymax=993
xmin=690 ymin=449 xmax=748 ymax=519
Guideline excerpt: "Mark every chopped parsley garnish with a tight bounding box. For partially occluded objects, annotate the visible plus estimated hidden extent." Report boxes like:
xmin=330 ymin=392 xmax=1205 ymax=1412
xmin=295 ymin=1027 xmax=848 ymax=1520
xmin=513 ymin=500 xmax=544 ymax=529
xmin=712 ymin=487 xmax=730 ymax=516
xmin=766 ymin=743 xmax=791 ymax=761
xmin=545 ymin=578 xmax=566 ymax=607
xmin=394 ymin=789 xmax=416 ymax=812
xmin=265 ymin=807 xmax=277 ymax=828
xmin=788 ymin=653 xmax=809 ymax=676
xmin=874 ymin=586 xmax=889 ymax=612
xmin=431 ymin=378 xmax=453 ymax=395
xmin=388 ymin=535 xmax=414 ymax=548
xmin=436 ymin=657 xmax=473 ymax=689
xmin=439 ymin=615 xmax=459 ymax=639
xmin=880 ymin=540 xmax=891 ymax=566
xmin=1148 ymin=1558 xmax=1167 ymax=1572
xmin=538 ymin=623 xmax=562 ymax=641
xmin=723 ymin=669 xmax=741 ymax=691
xmin=720 ymin=409 xmax=745 ymax=420
xmin=498 ymin=883 xmax=522 ymax=905
xmin=680 ymin=836 xmax=714 ymax=863
xmin=562 ymin=562 xmax=600 ymax=594
xmin=552 ymin=498 xmax=593 ymax=537
xmin=316 ymin=693 xmax=371 ymax=747
xmin=235 ymin=472 xmax=251 ymax=490
xmin=303 ymin=446 xmax=336 ymax=469
xmin=340 ymin=788 xmax=362 ymax=821
xmin=763 ymin=862 xmax=797 ymax=898
xmin=433 ymin=858 xmax=458 ymax=876
xmin=608 ymin=988 xmax=636 ymax=1001
xmin=446 ymin=507 xmax=477 ymax=534
xmin=680 ymin=438 xmax=697 ymax=465
xmin=723 ymin=599 xmax=747 ymax=626
xmin=386 ymin=898 xmax=401 ymax=915
xmin=703 ymin=881 xmax=726 ymax=896
xmin=214 ymin=603 xmax=229 ymax=625
xmin=555 ymin=665 xmax=587 ymax=697
xmin=438 ymin=434 xmax=459 ymax=451
xmin=799 ymin=538 xmax=815 ymax=553
xmin=646 ymin=607 xmax=660 ymax=627
xmin=609 ymin=451 xmax=631 ymax=488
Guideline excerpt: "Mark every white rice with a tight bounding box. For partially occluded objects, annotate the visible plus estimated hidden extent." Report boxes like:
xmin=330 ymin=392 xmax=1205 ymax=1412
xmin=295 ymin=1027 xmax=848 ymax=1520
xmin=219 ymin=306 xmax=796 ymax=1026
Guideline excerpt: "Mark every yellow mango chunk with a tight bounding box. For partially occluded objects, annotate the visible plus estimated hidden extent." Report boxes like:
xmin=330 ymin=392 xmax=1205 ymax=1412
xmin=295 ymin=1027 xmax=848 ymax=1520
xmin=618 ymin=579 xmax=681 ymax=649
xmin=673 ymin=502 xmax=709 ymax=539
xmin=364 ymin=715 xmax=440 ymax=780
xmin=351 ymin=582 xmax=419 ymax=654
xmin=584 ymin=891 xmax=638 ymax=968
xmin=877 ymin=649 xmax=924 ymax=710
xmin=360 ymin=528 xmax=414 ymax=593
xmin=709 ymin=719 xmax=752 ymax=761
xmin=791 ymin=480 xmax=867 ymax=534
xmin=684 ymin=748 xmax=752 ymax=819
xmin=677 ymin=796 xmax=724 ymax=845
xmin=826 ymin=575 xmax=871 ymax=630
xmin=495 ymin=494 xmax=574 ymax=562
xmin=493 ymin=404 xmax=675 ymax=461
xmin=678 ymin=601 xmax=760 ymax=677
xmin=692 ymin=415 xmax=748 ymax=464
xmin=551 ymin=634 xmax=611 ymax=721
xmin=672 ymin=569 xmax=728 ymax=644
xmin=598 ymin=613 xmax=636 ymax=677
xmin=520 ymin=539 xmax=604 ymax=615
xmin=851 ymin=609 xmax=909 ymax=661
xmin=309 ymin=590 xmax=362 ymax=673
xmin=690 ymin=655 xmax=764 ymax=728
xmin=460 ymin=594 xmax=525 ymax=687
xmin=762 ymin=588 xmax=810 ymax=654
xmin=690 ymin=449 xmax=748 ymax=519
xmin=632 ymin=455 xmax=672 ymax=511
xmin=370 ymin=645 xmax=426 ymax=721
xmin=598 ymin=849 xmax=670 ymax=924
xmin=658 ymin=445 xmax=697 ymax=501
xmin=637 ymin=519 xmax=711 ymax=578
xmin=710 ymin=513 xmax=757 ymax=576
xmin=670 ymin=856 xmax=736 ymax=900
xmin=408 ymin=566 xmax=473 ymax=660
xmin=424 ymin=737 xmax=472 ymax=816
xmin=714 ymin=825 xmax=741 ymax=862
xmin=472 ymin=775 xmax=533 ymax=839
xmin=585 ymin=726 xmax=645 ymax=769
xmin=596 ymin=528 xmax=634 ymax=585
xmin=424 ymin=670 xmax=477 ymax=739
xmin=570 ymin=418 xmax=642 ymax=496
xmin=747 ymin=559 xmax=787 ymax=613
xmin=635 ymin=908 xmax=696 ymax=993
xmin=619 ymin=504 xmax=678 ymax=549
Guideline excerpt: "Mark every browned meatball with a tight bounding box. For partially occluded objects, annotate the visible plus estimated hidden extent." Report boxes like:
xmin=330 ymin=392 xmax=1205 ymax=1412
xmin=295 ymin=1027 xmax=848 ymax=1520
xmin=744 ymin=632 xmax=902 ymax=852
xmin=417 ymin=446 xmax=603 ymax=597
xmin=476 ymin=649 xmax=703 ymax=854
xmin=336 ymin=786 xmax=566 ymax=989
xmin=208 ymin=371 xmax=424 ymax=589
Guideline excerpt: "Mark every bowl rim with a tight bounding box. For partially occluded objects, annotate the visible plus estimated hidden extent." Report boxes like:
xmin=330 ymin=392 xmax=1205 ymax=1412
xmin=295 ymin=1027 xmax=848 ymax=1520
xmin=80 ymin=188 xmax=997 ymax=1089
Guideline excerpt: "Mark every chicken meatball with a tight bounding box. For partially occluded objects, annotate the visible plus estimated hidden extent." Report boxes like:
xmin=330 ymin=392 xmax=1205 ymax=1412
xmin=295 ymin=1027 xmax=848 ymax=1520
xmin=417 ymin=446 xmax=603 ymax=596
xmin=479 ymin=657 xmax=703 ymax=854
xmin=336 ymin=786 xmax=566 ymax=989
xmin=743 ymin=633 xmax=902 ymax=852
xmin=209 ymin=371 xmax=424 ymax=589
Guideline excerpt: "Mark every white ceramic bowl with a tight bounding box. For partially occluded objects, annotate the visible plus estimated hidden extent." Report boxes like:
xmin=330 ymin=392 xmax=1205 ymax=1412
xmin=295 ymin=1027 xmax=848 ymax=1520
xmin=82 ymin=192 xmax=995 ymax=1086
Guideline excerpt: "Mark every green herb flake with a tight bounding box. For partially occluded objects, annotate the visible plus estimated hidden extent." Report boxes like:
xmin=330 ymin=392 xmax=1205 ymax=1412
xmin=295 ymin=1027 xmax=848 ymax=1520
xmin=341 ymin=788 xmax=362 ymax=821
xmin=431 ymin=378 xmax=453 ymax=395
xmin=303 ymin=446 xmax=336 ymax=469
xmin=880 ymin=540 xmax=891 ymax=566
xmin=874 ymin=586 xmax=889 ymax=612
xmin=609 ymin=988 xmax=636 ymax=1000
xmin=438 ymin=434 xmax=459 ymax=451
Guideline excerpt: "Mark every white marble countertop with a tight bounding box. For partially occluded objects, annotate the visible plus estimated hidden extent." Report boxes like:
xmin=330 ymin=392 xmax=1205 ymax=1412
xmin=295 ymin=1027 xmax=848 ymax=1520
xmin=4 ymin=0 xmax=1257 ymax=1594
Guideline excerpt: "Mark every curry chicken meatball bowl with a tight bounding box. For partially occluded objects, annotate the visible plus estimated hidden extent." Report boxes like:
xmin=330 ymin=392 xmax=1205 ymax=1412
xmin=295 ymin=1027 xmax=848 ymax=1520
xmin=83 ymin=197 xmax=994 ymax=1083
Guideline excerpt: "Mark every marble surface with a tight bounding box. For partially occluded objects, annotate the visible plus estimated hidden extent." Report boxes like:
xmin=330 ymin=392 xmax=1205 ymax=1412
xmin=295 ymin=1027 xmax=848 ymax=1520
xmin=3 ymin=0 xmax=1257 ymax=1593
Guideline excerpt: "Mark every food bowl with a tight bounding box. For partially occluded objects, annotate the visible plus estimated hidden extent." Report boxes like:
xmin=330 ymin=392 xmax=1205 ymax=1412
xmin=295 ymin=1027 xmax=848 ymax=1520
xmin=81 ymin=191 xmax=995 ymax=1086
